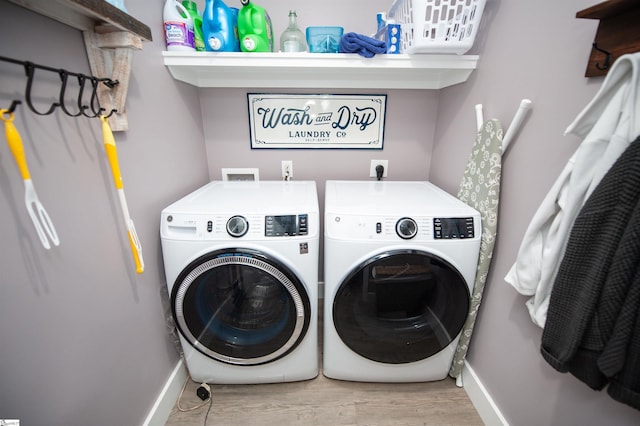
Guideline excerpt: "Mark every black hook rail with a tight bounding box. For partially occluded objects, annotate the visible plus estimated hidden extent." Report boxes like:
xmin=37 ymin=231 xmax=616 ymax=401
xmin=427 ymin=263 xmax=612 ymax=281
xmin=0 ymin=55 xmax=119 ymax=118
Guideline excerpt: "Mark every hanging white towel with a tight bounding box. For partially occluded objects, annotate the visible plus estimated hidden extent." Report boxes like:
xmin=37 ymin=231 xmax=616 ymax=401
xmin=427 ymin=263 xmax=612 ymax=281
xmin=505 ymin=52 xmax=640 ymax=328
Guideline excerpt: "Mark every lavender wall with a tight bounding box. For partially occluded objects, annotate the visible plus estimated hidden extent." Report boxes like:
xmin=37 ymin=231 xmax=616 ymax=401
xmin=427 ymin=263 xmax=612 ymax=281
xmin=2 ymin=0 xmax=640 ymax=425
xmin=430 ymin=0 xmax=640 ymax=425
xmin=0 ymin=1 xmax=208 ymax=424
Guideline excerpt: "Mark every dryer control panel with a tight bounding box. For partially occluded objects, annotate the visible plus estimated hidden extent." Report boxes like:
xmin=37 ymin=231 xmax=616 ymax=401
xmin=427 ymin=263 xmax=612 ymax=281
xmin=265 ymin=214 xmax=309 ymax=237
xmin=433 ymin=217 xmax=475 ymax=239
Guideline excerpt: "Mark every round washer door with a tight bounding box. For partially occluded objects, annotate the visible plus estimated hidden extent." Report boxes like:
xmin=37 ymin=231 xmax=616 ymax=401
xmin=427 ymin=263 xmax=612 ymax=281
xmin=333 ymin=249 xmax=470 ymax=364
xmin=171 ymin=248 xmax=311 ymax=365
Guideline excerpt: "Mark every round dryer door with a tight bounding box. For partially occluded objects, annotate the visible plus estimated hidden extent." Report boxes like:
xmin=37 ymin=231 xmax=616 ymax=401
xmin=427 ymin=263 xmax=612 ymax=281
xmin=171 ymin=248 xmax=311 ymax=365
xmin=333 ymin=249 xmax=470 ymax=364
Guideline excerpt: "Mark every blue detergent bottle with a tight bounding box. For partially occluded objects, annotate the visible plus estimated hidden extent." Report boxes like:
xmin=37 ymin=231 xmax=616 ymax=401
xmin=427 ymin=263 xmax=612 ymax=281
xmin=202 ymin=0 xmax=240 ymax=52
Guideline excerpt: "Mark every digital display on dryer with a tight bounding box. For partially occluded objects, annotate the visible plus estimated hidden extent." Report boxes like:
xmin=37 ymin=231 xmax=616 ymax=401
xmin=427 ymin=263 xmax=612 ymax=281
xmin=433 ymin=217 xmax=475 ymax=239
xmin=265 ymin=214 xmax=308 ymax=236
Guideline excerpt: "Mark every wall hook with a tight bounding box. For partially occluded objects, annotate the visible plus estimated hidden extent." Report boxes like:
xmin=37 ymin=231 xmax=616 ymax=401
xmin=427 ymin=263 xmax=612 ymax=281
xmin=58 ymin=70 xmax=83 ymax=117
xmin=75 ymin=75 xmax=91 ymax=117
xmin=79 ymin=76 xmax=105 ymax=118
xmin=102 ymin=79 xmax=120 ymax=89
xmin=102 ymin=108 xmax=118 ymax=118
xmin=7 ymin=100 xmax=22 ymax=114
xmin=23 ymin=62 xmax=60 ymax=115
xmin=0 ymin=55 xmax=119 ymax=120
xmin=592 ymin=42 xmax=612 ymax=71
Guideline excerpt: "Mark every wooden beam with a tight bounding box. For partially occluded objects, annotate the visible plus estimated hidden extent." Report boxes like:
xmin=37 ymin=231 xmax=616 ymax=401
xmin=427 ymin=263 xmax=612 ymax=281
xmin=7 ymin=0 xmax=152 ymax=41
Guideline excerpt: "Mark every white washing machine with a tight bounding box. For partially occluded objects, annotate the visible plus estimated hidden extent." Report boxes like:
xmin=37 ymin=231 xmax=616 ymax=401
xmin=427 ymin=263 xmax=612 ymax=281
xmin=160 ymin=181 xmax=319 ymax=384
xmin=323 ymin=180 xmax=481 ymax=382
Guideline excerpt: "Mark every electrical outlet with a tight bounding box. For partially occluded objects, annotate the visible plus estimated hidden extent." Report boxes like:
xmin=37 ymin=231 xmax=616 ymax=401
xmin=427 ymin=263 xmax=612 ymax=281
xmin=281 ymin=160 xmax=293 ymax=180
xmin=369 ymin=160 xmax=388 ymax=178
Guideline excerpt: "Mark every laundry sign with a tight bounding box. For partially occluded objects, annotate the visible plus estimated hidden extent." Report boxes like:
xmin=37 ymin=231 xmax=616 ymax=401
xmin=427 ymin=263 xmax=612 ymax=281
xmin=247 ymin=94 xmax=386 ymax=149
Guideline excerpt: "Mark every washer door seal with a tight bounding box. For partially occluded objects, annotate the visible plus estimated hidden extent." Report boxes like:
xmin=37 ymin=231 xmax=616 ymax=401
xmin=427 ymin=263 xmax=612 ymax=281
xmin=333 ymin=249 xmax=470 ymax=364
xmin=172 ymin=248 xmax=310 ymax=366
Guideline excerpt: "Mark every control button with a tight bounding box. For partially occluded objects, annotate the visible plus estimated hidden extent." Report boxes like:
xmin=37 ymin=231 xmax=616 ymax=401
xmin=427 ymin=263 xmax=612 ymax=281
xmin=376 ymin=222 xmax=382 ymax=234
xmin=264 ymin=215 xmax=274 ymax=236
xmin=466 ymin=218 xmax=475 ymax=238
xmin=433 ymin=218 xmax=442 ymax=239
xmin=298 ymin=214 xmax=308 ymax=235
xmin=207 ymin=220 xmax=213 ymax=232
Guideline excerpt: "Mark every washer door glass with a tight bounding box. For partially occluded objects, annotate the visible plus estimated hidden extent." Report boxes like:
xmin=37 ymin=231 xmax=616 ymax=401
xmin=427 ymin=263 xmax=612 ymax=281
xmin=172 ymin=248 xmax=310 ymax=366
xmin=333 ymin=249 xmax=470 ymax=364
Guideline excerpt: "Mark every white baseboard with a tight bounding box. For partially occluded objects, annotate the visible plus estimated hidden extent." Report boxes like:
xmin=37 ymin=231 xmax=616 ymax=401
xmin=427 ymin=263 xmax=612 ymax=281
xmin=461 ymin=362 xmax=509 ymax=426
xmin=142 ymin=359 xmax=188 ymax=426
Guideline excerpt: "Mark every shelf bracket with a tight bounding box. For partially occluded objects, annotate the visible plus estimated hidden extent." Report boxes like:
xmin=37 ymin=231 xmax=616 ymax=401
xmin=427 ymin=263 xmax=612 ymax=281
xmin=577 ymin=0 xmax=640 ymax=77
xmin=83 ymin=24 xmax=142 ymax=131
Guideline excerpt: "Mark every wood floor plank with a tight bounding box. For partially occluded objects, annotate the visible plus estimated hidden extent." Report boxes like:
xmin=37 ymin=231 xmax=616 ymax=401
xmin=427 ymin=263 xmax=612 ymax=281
xmin=165 ymin=372 xmax=482 ymax=425
xmin=165 ymin=300 xmax=483 ymax=426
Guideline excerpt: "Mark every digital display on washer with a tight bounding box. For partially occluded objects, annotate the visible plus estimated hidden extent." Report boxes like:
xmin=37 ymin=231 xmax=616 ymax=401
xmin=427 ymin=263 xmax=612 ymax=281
xmin=265 ymin=214 xmax=308 ymax=236
xmin=433 ymin=217 xmax=475 ymax=239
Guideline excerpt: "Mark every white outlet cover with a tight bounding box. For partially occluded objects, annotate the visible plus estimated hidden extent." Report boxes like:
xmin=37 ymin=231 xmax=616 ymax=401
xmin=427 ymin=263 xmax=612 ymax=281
xmin=222 ymin=168 xmax=259 ymax=181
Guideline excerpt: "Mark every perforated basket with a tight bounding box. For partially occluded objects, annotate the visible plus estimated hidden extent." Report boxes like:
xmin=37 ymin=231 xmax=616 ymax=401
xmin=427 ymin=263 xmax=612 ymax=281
xmin=388 ymin=0 xmax=486 ymax=54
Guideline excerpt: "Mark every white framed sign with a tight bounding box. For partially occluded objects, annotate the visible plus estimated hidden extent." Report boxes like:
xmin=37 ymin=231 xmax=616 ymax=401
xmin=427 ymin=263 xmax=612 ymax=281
xmin=247 ymin=94 xmax=386 ymax=149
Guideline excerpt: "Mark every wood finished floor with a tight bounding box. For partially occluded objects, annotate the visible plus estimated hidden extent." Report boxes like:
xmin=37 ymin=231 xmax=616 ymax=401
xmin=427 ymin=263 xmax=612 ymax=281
xmin=165 ymin=300 xmax=483 ymax=426
xmin=165 ymin=373 xmax=483 ymax=426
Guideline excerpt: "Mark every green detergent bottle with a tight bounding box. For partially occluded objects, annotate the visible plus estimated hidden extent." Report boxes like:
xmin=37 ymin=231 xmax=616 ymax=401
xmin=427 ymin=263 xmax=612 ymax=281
xmin=182 ymin=0 xmax=204 ymax=51
xmin=237 ymin=0 xmax=273 ymax=52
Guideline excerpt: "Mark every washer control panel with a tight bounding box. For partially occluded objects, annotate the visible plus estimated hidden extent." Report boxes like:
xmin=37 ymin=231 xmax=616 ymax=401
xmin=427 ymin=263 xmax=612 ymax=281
xmin=325 ymin=213 xmax=478 ymax=242
xmin=433 ymin=217 xmax=475 ymax=239
xmin=265 ymin=214 xmax=308 ymax=237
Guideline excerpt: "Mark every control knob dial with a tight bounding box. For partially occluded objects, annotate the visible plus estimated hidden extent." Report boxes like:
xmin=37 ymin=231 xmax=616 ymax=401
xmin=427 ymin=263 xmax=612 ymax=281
xmin=396 ymin=217 xmax=418 ymax=239
xmin=226 ymin=215 xmax=249 ymax=238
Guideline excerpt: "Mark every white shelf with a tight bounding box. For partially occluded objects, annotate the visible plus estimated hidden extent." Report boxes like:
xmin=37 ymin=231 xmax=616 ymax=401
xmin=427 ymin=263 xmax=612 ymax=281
xmin=162 ymin=52 xmax=479 ymax=90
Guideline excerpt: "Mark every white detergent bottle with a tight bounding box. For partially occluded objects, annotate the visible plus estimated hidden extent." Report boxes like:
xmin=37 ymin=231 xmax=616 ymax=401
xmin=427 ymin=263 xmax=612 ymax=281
xmin=163 ymin=0 xmax=196 ymax=51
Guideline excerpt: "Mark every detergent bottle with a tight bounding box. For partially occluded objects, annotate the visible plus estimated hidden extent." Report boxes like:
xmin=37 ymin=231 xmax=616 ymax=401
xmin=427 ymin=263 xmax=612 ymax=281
xmin=202 ymin=0 xmax=240 ymax=52
xmin=237 ymin=0 xmax=273 ymax=52
xmin=163 ymin=0 xmax=195 ymax=51
xmin=182 ymin=0 xmax=205 ymax=51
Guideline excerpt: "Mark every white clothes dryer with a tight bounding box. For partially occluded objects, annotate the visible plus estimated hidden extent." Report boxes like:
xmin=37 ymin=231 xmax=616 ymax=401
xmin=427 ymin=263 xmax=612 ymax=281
xmin=323 ymin=180 xmax=481 ymax=382
xmin=160 ymin=181 xmax=319 ymax=384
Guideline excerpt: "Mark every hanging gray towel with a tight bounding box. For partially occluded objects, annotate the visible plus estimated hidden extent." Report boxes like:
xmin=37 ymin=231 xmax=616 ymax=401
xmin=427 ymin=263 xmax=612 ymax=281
xmin=450 ymin=118 xmax=503 ymax=379
xmin=541 ymin=135 xmax=640 ymax=410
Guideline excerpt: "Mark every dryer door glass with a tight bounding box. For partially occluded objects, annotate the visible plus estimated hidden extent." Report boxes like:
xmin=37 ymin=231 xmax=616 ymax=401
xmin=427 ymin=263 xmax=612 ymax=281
xmin=172 ymin=249 xmax=310 ymax=366
xmin=333 ymin=249 xmax=470 ymax=364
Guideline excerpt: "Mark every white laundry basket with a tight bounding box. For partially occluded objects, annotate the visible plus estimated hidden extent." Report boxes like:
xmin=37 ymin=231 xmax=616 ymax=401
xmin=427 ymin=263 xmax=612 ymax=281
xmin=388 ymin=0 xmax=486 ymax=54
